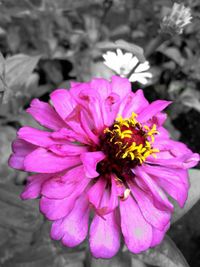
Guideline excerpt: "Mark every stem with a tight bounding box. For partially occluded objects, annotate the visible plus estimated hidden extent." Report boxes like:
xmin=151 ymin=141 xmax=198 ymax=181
xmin=144 ymin=33 xmax=170 ymax=58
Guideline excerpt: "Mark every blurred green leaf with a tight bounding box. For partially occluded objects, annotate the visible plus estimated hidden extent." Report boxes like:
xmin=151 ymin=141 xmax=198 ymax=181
xmin=172 ymin=169 xmax=200 ymax=224
xmin=131 ymin=235 xmax=190 ymax=267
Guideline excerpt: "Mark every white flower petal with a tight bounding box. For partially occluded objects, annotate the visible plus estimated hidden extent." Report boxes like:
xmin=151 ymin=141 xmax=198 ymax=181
xmin=135 ymin=61 xmax=150 ymax=73
xmin=129 ymin=72 xmax=152 ymax=84
xmin=128 ymin=56 xmax=139 ymax=70
xmin=102 ymin=49 xmax=152 ymax=81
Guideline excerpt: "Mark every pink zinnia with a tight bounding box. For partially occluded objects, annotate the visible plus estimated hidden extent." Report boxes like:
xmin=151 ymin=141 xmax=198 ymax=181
xmin=9 ymin=76 xmax=199 ymax=258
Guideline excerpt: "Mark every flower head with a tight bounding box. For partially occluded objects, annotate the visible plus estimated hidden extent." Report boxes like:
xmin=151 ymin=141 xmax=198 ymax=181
xmin=161 ymin=3 xmax=192 ymax=35
xmin=103 ymin=49 xmax=152 ymax=84
xmin=9 ymin=76 xmax=199 ymax=258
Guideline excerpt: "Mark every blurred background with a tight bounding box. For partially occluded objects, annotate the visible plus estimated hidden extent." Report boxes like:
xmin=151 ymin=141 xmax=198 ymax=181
xmin=0 ymin=0 xmax=200 ymax=266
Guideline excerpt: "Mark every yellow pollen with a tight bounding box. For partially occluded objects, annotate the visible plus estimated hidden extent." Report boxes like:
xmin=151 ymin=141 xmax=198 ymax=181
xmin=104 ymin=113 xmax=159 ymax=164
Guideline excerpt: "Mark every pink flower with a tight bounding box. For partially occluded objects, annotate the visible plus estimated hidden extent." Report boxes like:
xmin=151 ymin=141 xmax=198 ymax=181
xmin=9 ymin=76 xmax=199 ymax=258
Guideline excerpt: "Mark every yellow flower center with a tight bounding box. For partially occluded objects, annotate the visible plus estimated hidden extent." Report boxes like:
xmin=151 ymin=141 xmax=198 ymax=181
xmin=103 ymin=113 xmax=159 ymax=165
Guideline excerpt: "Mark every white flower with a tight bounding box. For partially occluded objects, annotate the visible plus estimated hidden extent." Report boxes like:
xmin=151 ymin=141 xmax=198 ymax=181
xmin=161 ymin=3 xmax=192 ymax=35
xmin=102 ymin=49 xmax=152 ymax=84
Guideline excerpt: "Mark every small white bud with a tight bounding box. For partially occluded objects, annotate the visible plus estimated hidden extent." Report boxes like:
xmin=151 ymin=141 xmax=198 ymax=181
xmin=161 ymin=3 xmax=192 ymax=35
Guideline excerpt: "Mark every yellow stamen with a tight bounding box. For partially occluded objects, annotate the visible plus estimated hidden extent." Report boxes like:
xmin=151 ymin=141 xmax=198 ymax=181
xmin=104 ymin=113 xmax=160 ymax=164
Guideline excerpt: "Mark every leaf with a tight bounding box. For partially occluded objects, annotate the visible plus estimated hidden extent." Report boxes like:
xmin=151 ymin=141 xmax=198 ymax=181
xmin=5 ymin=53 xmax=41 ymax=94
xmin=0 ymin=52 xmax=8 ymax=104
xmin=0 ymin=183 xmax=43 ymax=232
xmin=158 ymin=46 xmax=185 ymax=67
xmin=96 ymin=40 xmax=146 ymax=63
xmin=179 ymin=88 xmax=200 ymax=113
xmin=89 ymin=251 xmax=132 ymax=267
xmin=3 ymin=243 xmax=59 ymax=267
xmin=0 ymin=0 xmax=34 ymax=17
xmin=41 ymin=60 xmax=63 ymax=84
xmin=172 ymin=169 xmax=200 ymax=224
xmin=0 ymin=126 xmax=16 ymax=181
xmin=0 ymin=228 xmax=33 ymax=265
xmin=115 ymin=40 xmax=145 ymax=63
xmin=130 ymin=235 xmax=190 ymax=267
xmin=4 ymin=234 xmax=85 ymax=267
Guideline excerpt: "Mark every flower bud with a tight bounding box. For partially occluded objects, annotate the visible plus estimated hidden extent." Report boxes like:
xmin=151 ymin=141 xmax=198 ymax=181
xmin=160 ymin=2 xmax=192 ymax=35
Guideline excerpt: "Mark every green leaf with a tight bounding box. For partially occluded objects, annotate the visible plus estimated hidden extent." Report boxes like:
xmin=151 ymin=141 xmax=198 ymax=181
xmin=172 ymin=169 xmax=200 ymax=224
xmin=131 ymin=235 xmax=190 ymax=267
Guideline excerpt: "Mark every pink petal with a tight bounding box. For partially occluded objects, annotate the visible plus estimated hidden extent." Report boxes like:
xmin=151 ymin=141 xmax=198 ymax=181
xmin=156 ymin=126 xmax=170 ymax=139
xmin=40 ymin=169 xmax=89 ymax=220
xmin=90 ymin=78 xmax=111 ymax=99
xmin=155 ymin=139 xmax=191 ymax=157
xmin=79 ymin=90 xmax=105 ymax=131
xmin=152 ymin=112 xmax=167 ymax=126
xmin=95 ymin=176 xmax=119 ymax=216
xmin=147 ymin=152 xmax=199 ymax=169
xmin=120 ymin=90 xmax=149 ymax=118
xmin=24 ymin=147 xmax=81 ymax=173
xmin=111 ymin=76 xmax=131 ymax=99
xmin=51 ymin=195 xmax=90 ymax=247
xmin=81 ymin=151 xmax=105 ymax=178
xmin=18 ymin=127 xmax=57 ymax=147
xmin=65 ymin=106 xmax=92 ymax=144
xmin=134 ymin=167 xmax=173 ymax=212
xmin=70 ymin=81 xmax=82 ymax=88
xmin=120 ymin=195 xmax=152 ymax=253
xmin=129 ymin=181 xmax=171 ymax=230
xmin=50 ymin=89 xmax=75 ymax=120
xmin=40 ymin=195 xmax=76 ymax=220
xmin=8 ymin=154 xmax=25 ymax=170
xmin=11 ymin=139 xmax=37 ymax=155
xmin=80 ymin=111 xmax=99 ymax=144
xmin=137 ymin=100 xmax=171 ymax=123
xmin=48 ymin=143 xmax=88 ymax=156
xmin=101 ymin=93 xmax=121 ymax=127
xmin=151 ymin=223 xmax=170 ymax=248
xmin=51 ymin=127 xmax=90 ymax=145
xmin=87 ymin=177 xmax=107 ymax=212
xmin=50 ymin=220 xmax=63 ymax=240
xmin=21 ymin=174 xmax=52 ymax=199
xmin=41 ymin=166 xmax=89 ymax=199
xmin=71 ymin=86 xmax=105 ymax=132
xmin=89 ymin=210 xmax=120 ymax=258
xmin=144 ymin=165 xmax=189 ymax=207
xmin=9 ymin=139 xmax=36 ymax=170
xmin=27 ymin=99 xmax=66 ymax=130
